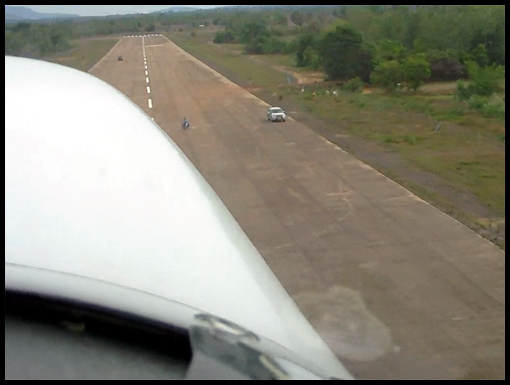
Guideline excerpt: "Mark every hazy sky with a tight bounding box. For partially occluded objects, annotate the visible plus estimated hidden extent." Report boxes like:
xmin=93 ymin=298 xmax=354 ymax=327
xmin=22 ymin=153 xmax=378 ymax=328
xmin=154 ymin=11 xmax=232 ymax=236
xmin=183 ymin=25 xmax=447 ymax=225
xmin=6 ymin=5 xmax=232 ymax=16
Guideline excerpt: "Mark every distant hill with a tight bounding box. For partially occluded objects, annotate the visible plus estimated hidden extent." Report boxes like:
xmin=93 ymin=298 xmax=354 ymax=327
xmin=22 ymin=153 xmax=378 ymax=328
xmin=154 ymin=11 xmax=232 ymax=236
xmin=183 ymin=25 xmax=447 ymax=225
xmin=5 ymin=6 xmax=80 ymax=22
xmin=155 ymin=6 xmax=199 ymax=13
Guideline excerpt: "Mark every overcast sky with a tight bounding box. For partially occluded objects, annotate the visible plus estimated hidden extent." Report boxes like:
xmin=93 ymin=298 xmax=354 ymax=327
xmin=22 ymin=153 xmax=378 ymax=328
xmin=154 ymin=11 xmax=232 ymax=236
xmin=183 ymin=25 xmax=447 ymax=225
xmin=6 ymin=5 xmax=232 ymax=16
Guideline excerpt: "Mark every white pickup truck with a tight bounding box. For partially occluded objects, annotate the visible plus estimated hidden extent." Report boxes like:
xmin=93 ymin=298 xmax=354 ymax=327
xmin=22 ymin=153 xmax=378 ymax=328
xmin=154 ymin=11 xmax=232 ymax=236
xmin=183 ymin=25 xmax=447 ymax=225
xmin=267 ymin=107 xmax=286 ymax=122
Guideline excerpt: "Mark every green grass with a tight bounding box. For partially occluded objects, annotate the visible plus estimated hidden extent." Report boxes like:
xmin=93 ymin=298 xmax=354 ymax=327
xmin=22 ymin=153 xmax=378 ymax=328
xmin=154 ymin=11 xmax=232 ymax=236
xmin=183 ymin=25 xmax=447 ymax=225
xmin=44 ymin=38 xmax=118 ymax=72
xmin=167 ymin=32 xmax=289 ymax=87
xmin=282 ymin=87 xmax=505 ymax=220
xmin=252 ymin=53 xmax=297 ymax=68
xmin=415 ymin=154 xmax=505 ymax=215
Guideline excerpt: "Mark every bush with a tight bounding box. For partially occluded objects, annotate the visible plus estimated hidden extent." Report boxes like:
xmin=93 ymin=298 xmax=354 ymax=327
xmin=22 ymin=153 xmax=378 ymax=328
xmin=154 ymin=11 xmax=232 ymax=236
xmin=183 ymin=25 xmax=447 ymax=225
xmin=467 ymin=95 xmax=488 ymax=110
xmin=402 ymin=54 xmax=431 ymax=91
xmin=370 ymin=60 xmax=402 ymax=92
xmin=481 ymin=103 xmax=505 ymax=120
xmin=454 ymin=61 xmax=505 ymax=115
xmin=244 ymin=37 xmax=265 ymax=54
xmin=213 ymin=29 xmax=237 ymax=44
xmin=471 ymin=43 xmax=489 ymax=67
xmin=454 ymin=81 xmax=471 ymax=102
xmin=302 ymin=46 xmax=321 ymax=70
xmin=343 ymin=77 xmax=364 ymax=92
xmin=244 ymin=36 xmax=287 ymax=55
xmin=269 ymin=28 xmax=284 ymax=37
xmin=296 ymin=33 xmax=316 ymax=67
xmin=465 ymin=61 xmax=505 ymax=98
xmin=284 ymin=37 xmax=299 ymax=54
xmin=427 ymin=52 xmax=467 ymax=82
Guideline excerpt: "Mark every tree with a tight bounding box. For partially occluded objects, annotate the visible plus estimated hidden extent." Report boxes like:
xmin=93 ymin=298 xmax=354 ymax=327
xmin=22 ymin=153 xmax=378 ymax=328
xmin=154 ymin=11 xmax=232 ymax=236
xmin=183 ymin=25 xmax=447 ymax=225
xmin=302 ymin=46 xmax=321 ymax=70
xmin=470 ymin=44 xmax=489 ymax=67
xmin=318 ymin=26 xmax=374 ymax=82
xmin=455 ymin=61 xmax=505 ymax=118
xmin=402 ymin=54 xmax=431 ymax=91
xmin=370 ymin=60 xmax=403 ymax=92
xmin=403 ymin=11 xmax=421 ymax=49
xmin=305 ymin=19 xmax=322 ymax=34
xmin=455 ymin=61 xmax=505 ymax=111
xmin=213 ymin=29 xmax=237 ymax=44
xmin=240 ymin=21 xmax=269 ymax=44
xmin=464 ymin=61 xmax=505 ymax=98
xmin=291 ymin=10 xmax=305 ymax=27
xmin=367 ymin=5 xmax=384 ymax=15
xmin=296 ymin=33 xmax=316 ymax=67
xmin=12 ymin=22 xmax=31 ymax=35
xmin=377 ymin=39 xmax=407 ymax=61
xmin=273 ymin=13 xmax=288 ymax=26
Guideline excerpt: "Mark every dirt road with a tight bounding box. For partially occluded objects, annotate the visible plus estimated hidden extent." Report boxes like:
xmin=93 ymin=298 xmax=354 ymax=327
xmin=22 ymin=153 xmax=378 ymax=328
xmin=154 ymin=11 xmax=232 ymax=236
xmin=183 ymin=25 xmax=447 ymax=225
xmin=90 ymin=35 xmax=505 ymax=380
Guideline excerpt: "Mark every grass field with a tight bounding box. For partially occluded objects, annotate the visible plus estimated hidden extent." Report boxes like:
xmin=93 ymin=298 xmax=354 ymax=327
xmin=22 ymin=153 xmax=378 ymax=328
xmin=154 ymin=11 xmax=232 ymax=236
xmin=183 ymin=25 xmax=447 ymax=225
xmin=286 ymin=87 xmax=504 ymax=209
xmin=44 ymin=37 xmax=119 ymax=72
xmin=168 ymin=29 xmax=505 ymax=249
xmin=168 ymin=30 xmax=289 ymax=87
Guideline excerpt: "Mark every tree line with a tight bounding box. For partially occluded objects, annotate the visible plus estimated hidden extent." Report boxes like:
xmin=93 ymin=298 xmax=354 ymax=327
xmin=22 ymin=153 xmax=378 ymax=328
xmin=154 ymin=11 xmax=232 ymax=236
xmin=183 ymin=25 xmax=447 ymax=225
xmin=5 ymin=5 xmax=505 ymax=100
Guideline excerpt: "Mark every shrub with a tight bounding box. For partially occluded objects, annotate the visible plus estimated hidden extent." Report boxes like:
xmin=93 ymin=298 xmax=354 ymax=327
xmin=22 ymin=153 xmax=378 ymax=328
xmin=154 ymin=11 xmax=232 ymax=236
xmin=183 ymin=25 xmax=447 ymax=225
xmin=370 ymin=60 xmax=402 ymax=92
xmin=343 ymin=77 xmax=364 ymax=92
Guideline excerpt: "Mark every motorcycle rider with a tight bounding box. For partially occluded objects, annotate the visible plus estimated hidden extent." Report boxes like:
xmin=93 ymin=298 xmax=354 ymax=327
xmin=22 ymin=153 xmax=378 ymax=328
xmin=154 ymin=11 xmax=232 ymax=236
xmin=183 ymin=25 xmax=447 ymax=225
xmin=182 ymin=117 xmax=190 ymax=129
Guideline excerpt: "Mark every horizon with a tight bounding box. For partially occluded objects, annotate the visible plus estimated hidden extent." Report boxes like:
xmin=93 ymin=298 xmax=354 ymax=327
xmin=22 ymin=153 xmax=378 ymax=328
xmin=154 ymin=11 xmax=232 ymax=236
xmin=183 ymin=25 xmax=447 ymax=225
xmin=5 ymin=5 xmax=235 ymax=17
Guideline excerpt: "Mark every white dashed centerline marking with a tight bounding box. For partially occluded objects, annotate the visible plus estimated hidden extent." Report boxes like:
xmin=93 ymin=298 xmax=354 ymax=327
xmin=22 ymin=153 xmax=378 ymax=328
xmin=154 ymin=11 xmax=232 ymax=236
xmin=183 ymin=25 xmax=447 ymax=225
xmin=141 ymin=40 xmax=153 ymax=118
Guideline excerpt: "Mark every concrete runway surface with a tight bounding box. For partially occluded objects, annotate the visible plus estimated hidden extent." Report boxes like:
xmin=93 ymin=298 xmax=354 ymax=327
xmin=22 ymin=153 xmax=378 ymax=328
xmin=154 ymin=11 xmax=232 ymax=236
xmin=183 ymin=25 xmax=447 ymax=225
xmin=89 ymin=35 xmax=505 ymax=380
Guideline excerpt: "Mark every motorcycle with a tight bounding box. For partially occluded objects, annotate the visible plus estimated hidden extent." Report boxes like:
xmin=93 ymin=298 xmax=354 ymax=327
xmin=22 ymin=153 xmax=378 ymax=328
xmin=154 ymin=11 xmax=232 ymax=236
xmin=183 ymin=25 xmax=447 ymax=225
xmin=182 ymin=121 xmax=190 ymax=130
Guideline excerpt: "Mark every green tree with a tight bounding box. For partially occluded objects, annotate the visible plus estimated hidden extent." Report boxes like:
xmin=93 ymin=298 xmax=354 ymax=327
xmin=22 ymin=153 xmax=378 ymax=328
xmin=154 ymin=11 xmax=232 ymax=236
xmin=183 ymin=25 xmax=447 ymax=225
xmin=5 ymin=31 xmax=27 ymax=56
xmin=402 ymin=53 xmax=431 ymax=91
xmin=12 ymin=22 xmax=31 ymax=35
xmin=273 ymin=13 xmax=288 ymax=26
xmin=213 ymin=29 xmax=237 ymax=43
xmin=291 ymin=10 xmax=305 ymax=27
xmin=370 ymin=60 xmax=403 ymax=92
xmin=465 ymin=61 xmax=505 ymax=98
xmin=455 ymin=61 xmax=505 ymax=111
xmin=470 ymin=44 xmax=489 ymax=67
xmin=240 ymin=21 xmax=269 ymax=44
xmin=377 ymin=39 xmax=407 ymax=61
xmin=296 ymin=33 xmax=316 ymax=67
xmin=302 ymin=46 xmax=321 ymax=70
xmin=318 ymin=26 xmax=374 ymax=82
xmin=403 ymin=10 xmax=421 ymax=49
